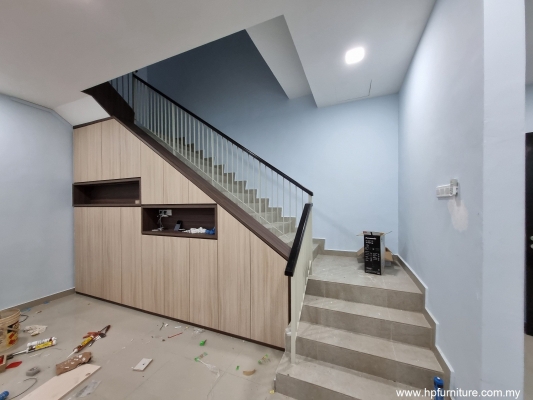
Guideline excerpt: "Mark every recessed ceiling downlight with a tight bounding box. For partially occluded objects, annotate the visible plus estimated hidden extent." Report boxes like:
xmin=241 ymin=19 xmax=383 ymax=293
xmin=345 ymin=47 xmax=365 ymax=64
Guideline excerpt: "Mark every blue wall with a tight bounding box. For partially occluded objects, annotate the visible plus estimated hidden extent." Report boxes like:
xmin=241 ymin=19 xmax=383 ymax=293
xmin=0 ymin=95 xmax=74 ymax=309
xmin=146 ymin=31 xmax=399 ymax=252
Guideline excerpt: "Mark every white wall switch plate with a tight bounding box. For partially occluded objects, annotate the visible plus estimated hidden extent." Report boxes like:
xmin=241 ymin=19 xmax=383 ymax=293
xmin=436 ymin=179 xmax=459 ymax=198
xmin=133 ymin=358 xmax=152 ymax=371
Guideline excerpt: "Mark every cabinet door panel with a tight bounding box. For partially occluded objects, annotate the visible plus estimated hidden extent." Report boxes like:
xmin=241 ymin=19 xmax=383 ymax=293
xmin=121 ymin=207 xmax=142 ymax=308
xmin=163 ymin=237 xmax=189 ymax=320
xmin=120 ymin=123 xmax=141 ymax=178
xmin=189 ymin=182 xmax=214 ymax=204
xmin=86 ymin=207 xmax=104 ymax=298
xmin=102 ymin=208 xmax=122 ymax=303
xmin=74 ymin=124 xmax=102 ymax=182
xmin=141 ymin=144 xmax=164 ymax=204
xmin=74 ymin=208 xmax=88 ymax=293
xmin=73 ymin=127 xmax=88 ymax=183
xmin=141 ymin=235 xmax=164 ymax=314
xmin=101 ymin=120 xmax=122 ymax=180
xmin=190 ymin=239 xmax=218 ymax=329
xmin=217 ymin=207 xmax=250 ymax=337
xmin=250 ymin=234 xmax=288 ymax=348
xmin=163 ymin=162 xmax=189 ymax=204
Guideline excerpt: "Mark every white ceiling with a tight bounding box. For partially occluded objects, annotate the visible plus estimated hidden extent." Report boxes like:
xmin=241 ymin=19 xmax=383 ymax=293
xmin=0 ymin=0 xmax=435 ymax=113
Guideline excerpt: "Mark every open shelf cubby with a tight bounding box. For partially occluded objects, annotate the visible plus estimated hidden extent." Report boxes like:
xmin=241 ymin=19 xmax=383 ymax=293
xmin=73 ymin=178 xmax=141 ymax=206
xmin=141 ymin=204 xmax=217 ymax=239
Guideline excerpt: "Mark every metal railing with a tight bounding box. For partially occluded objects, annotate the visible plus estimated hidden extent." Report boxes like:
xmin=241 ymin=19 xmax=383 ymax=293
xmin=285 ymin=203 xmax=313 ymax=364
xmin=110 ymin=73 xmax=313 ymax=244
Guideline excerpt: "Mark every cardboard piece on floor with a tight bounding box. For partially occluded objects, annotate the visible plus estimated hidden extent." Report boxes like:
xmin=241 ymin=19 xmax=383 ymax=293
xmin=133 ymin=358 xmax=152 ymax=371
xmin=21 ymin=364 xmax=100 ymax=400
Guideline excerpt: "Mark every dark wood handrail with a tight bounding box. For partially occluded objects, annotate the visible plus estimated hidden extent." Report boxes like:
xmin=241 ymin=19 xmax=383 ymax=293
xmin=132 ymin=74 xmax=314 ymax=197
xmin=285 ymin=203 xmax=313 ymax=277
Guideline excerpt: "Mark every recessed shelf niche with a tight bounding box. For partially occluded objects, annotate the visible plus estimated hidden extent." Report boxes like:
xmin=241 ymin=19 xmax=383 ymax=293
xmin=73 ymin=178 xmax=141 ymax=206
xmin=141 ymin=204 xmax=217 ymax=239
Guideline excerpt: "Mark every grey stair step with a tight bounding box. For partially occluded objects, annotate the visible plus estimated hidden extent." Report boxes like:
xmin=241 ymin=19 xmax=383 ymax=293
xmin=301 ymin=295 xmax=432 ymax=348
xmin=276 ymin=353 xmax=431 ymax=400
xmin=295 ymin=322 xmax=443 ymax=390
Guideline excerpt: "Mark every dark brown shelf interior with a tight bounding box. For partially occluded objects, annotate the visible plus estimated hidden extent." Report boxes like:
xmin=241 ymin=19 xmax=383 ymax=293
xmin=141 ymin=205 xmax=217 ymax=239
xmin=73 ymin=179 xmax=140 ymax=206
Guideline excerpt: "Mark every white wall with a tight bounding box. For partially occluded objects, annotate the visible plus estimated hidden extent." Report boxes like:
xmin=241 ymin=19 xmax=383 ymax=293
xmin=399 ymin=0 xmax=525 ymax=394
xmin=526 ymin=84 xmax=533 ymax=132
xmin=0 ymin=94 xmax=74 ymax=309
xmin=146 ymin=31 xmax=399 ymax=252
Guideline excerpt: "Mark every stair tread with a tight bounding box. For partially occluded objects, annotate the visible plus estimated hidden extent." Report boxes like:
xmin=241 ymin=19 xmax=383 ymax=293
xmin=310 ymin=255 xmax=422 ymax=294
xmin=277 ymin=353 xmax=431 ymax=400
xmin=298 ymin=322 xmax=442 ymax=372
xmin=304 ymin=295 xmax=430 ymax=328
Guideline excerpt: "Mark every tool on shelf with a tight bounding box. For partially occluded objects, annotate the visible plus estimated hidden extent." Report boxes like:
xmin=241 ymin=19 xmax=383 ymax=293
xmin=67 ymin=325 xmax=110 ymax=358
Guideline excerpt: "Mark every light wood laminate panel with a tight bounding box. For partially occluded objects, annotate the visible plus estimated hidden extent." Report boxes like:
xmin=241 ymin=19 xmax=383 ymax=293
xmin=121 ymin=207 xmax=142 ymax=308
xmin=74 ymin=208 xmax=88 ymax=293
xmin=141 ymin=235 xmax=165 ymax=314
xmin=101 ymin=120 xmax=122 ymax=180
xmin=250 ymin=233 xmax=288 ymax=348
xmin=119 ymin=122 xmax=141 ymax=178
xmin=189 ymin=181 xmax=214 ymax=204
xmin=85 ymin=207 xmax=104 ymax=298
xmin=86 ymin=123 xmax=103 ymax=182
xmin=163 ymin=162 xmax=189 ymax=204
xmin=102 ymin=208 xmax=122 ymax=302
xmin=217 ymin=207 xmax=251 ymax=337
xmin=190 ymin=239 xmax=218 ymax=329
xmin=141 ymin=143 xmax=165 ymax=204
xmin=163 ymin=237 xmax=190 ymax=320
xmin=73 ymin=127 xmax=88 ymax=183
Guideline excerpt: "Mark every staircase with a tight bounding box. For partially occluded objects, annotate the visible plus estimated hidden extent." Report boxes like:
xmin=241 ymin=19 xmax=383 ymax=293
xmin=275 ymin=254 xmax=449 ymax=400
xmin=108 ymin=73 xmax=311 ymax=247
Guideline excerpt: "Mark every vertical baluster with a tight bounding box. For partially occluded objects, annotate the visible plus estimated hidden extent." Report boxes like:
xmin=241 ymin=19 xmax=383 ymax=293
xmin=283 ymin=178 xmax=285 ymax=235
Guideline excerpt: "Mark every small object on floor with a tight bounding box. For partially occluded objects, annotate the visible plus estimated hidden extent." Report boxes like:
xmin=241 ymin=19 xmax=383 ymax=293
xmin=56 ymin=352 xmax=92 ymax=376
xmin=68 ymin=325 xmax=110 ymax=358
xmin=199 ymin=340 xmax=207 ymax=346
xmin=35 ymin=311 xmax=42 ymax=314
xmin=26 ymin=366 xmax=41 ymax=376
xmin=9 ymin=337 xmax=58 ymax=359
xmin=434 ymin=376 xmax=445 ymax=400
xmin=197 ymin=359 xmax=220 ymax=378
xmin=23 ymin=325 xmax=47 ymax=336
xmin=0 ymin=354 xmax=7 ymax=373
xmin=192 ymin=328 xmax=204 ymax=336
xmin=236 ymin=365 xmax=239 ymax=371
xmin=258 ymin=354 xmax=270 ymax=364
xmin=133 ymin=358 xmax=152 ymax=371
xmin=270 ymin=389 xmax=275 ymax=394
xmin=0 ymin=391 xmax=8 ymax=400
xmin=194 ymin=352 xmax=207 ymax=362
xmin=69 ymin=380 xmax=101 ymax=398
xmin=243 ymin=369 xmax=256 ymax=376
xmin=168 ymin=332 xmax=182 ymax=339
xmin=7 ymin=361 xmax=22 ymax=369
xmin=22 ymin=365 xmax=99 ymax=400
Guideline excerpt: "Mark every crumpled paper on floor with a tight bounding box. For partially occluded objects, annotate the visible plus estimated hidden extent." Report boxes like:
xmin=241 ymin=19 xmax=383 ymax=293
xmin=23 ymin=325 xmax=47 ymax=336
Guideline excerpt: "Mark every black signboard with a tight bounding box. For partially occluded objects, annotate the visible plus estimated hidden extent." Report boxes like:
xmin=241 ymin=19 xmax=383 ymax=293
xmin=364 ymin=233 xmax=383 ymax=275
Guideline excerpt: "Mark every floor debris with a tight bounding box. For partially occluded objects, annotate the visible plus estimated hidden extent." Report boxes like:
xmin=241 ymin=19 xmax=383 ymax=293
xmin=258 ymin=354 xmax=271 ymax=364
xmin=56 ymin=352 xmax=92 ymax=376
xmin=68 ymin=380 xmax=101 ymax=398
xmin=6 ymin=361 xmax=22 ymax=369
xmin=199 ymin=340 xmax=207 ymax=346
xmin=197 ymin=359 xmax=220 ymax=378
xmin=4 ymin=377 xmax=37 ymax=399
xmin=133 ymin=358 xmax=152 ymax=371
xmin=194 ymin=352 xmax=208 ymax=362
xmin=22 ymin=325 xmax=47 ymax=336
xmin=26 ymin=366 xmax=40 ymax=376
xmin=192 ymin=328 xmax=204 ymax=336
xmin=243 ymin=369 xmax=256 ymax=376
xmin=236 ymin=366 xmax=239 ymax=371
xmin=168 ymin=332 xmax=183 ymax=339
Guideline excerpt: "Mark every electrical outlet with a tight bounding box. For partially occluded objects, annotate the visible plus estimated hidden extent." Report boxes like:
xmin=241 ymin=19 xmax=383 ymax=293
xmin=158 ymin=209 xmax=172 ymax=216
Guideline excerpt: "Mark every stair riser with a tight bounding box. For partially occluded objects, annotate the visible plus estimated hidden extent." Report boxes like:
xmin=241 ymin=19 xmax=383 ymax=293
xmin=301 ymin=305 xmax=432 ymax=348
xmin=297 ymin=338 xmax=438 ymax=390
xmin=306 ymin=279 xmax=424 ymax=312
xmin=276 ymin=373 xmax=356 ymax=400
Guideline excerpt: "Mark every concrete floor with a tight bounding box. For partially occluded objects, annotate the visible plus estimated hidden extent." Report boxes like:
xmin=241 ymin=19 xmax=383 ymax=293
xmin=526 ymin=334 xmax=533 ymax=399
xmin=0 ymin=294 xmax=291 ymax=399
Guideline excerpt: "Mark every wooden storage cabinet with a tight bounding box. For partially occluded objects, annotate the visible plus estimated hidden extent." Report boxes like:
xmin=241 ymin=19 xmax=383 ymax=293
xmin=190 ymin=239 xmax=218 ymax=329
xmin=121 ymin=208 xmax=142 ymax=308
xmin=74 ymin=123 xmax=102 ymax=183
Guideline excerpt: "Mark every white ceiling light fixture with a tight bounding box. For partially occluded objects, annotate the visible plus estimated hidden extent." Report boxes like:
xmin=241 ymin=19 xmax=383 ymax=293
xmin=345 ymin=47 xmax=365 ymax=64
